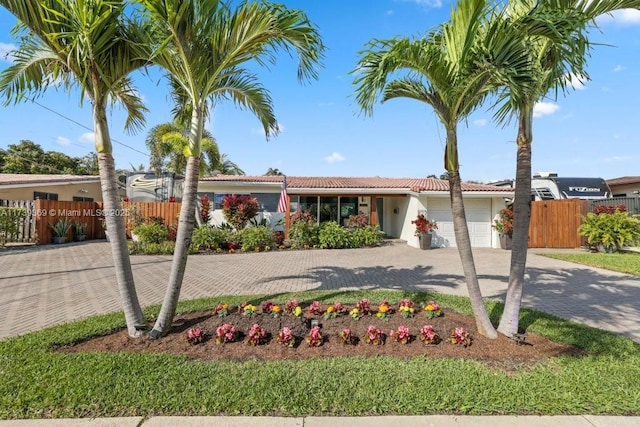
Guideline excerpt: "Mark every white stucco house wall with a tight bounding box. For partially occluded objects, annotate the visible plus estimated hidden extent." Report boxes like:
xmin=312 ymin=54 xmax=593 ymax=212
xmin=197 ymin=175 xmax=514 ymax=249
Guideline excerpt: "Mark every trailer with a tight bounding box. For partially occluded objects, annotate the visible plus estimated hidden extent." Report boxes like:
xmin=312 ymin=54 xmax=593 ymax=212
xmin=125 ymin=172 xmax=184 ymax=202
xmin=531 ymin=172 xmax=612 ymax=201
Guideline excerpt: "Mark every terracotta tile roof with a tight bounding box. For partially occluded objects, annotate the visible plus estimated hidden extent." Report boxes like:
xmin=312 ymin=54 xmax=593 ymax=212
xmin=606 ymin=176 xmax=640 ymax=186
xmin=0 ymin=174 xmax=100 ymax=185
xmin=200 ymin=175 xmax=512 ymax=193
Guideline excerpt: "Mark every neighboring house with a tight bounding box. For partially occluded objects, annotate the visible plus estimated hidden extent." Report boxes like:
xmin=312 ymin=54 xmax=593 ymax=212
xmin=606 ymin=176 xmax=640 ymax=198
xmin=0 ymin=174 xmax=102 ymax=202
xmin=198 ymin=175 xmax=513 ymax=249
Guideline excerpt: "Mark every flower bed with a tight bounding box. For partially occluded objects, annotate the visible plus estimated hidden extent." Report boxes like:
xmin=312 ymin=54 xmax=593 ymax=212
xmin=64 ymin=298 xmax=581 ymax=371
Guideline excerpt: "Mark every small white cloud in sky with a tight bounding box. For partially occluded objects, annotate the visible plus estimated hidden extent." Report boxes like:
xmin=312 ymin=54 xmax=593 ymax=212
xmin=79 ymin=132 xmax=95 ymax=144
xmin=473 ymin=119 xmax=487 ymax=127
xmin=613 ymin=65 xmax=625 ymax=72
xmin=597 ymin=9 xmax=640 ymax=26
xmin=564 ymin=73 xmax=585 ymax=90
xmin=56 ymin=136 xmax=70 ymax=146
xmin=395 ymin=0 xmax=442 ymax=8
xmin=0 ymin=42 xmax=16 ymax=63
xmin=324 ymin=152 xmax=345 ymax=164
xmin=603 ymin=155 xmax=631 ymax=162
xmin=533 ymin=102 xmax=560 ymax=118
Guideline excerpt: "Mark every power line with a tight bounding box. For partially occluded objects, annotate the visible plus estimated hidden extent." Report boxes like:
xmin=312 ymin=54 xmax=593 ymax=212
xmin=30 ymin=99 xmax=150 ymax=156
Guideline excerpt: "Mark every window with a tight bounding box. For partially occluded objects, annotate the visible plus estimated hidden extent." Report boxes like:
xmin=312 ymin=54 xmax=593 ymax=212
xmin=33 ymin=191 xmax=58 ymax=200
xmin=73 ymin=196 xmax=94 ymax=202
xmin=251 ymin=193 xmax=280 ymax=211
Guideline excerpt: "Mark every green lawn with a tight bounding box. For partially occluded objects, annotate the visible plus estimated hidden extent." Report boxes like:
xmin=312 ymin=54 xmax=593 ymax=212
xmin=538 ymin=252 xmax=640 ymax=276
xmin=1 ymin=290 xmax=639 ymax=419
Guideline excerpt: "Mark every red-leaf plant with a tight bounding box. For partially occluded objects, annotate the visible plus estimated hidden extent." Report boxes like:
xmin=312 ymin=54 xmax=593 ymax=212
xmin=284 ymin=299 xmax=299 ymax=314
xmin=355 ymin=298 xmax=371 ymax=315
xmin=419 ymin=325 xmax=441 ymax=345
xmin=449 ymin=327 xmax=472 ymax=347
xmin=338 ymin=328 xmax=355 ymax=345
xmin=308 ymin=301 xmax=323 ymax=316
xmin=261 ymin=300 xmax=275 ymax=314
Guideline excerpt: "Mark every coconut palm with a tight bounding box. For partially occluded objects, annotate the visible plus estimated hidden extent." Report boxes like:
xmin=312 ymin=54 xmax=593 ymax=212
xmin=215 ymin=154 xmax=245 ymax=176
xmin=145 ymin=122 xmax=221 ymax=176
xmin=137 ymin=0 xmax=323 ymax=338
xmin=0 ymin=0 xmax=147 ymax=337
xmin=353 ymin=0 xmax=526 ymax=338
xmin=265 ymin=167 xmax=284 ymax=176
xmin=493 ymin=0 xmax=640 ymax=337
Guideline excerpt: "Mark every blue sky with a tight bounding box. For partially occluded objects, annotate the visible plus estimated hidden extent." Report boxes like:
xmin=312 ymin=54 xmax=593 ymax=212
xmin=0 ymin=1 xmax=639 ymax=182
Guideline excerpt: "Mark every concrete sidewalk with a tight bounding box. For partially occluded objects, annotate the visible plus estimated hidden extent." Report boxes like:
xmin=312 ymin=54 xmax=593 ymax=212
xmin=2 ymin=415 xmax=640 ymax=426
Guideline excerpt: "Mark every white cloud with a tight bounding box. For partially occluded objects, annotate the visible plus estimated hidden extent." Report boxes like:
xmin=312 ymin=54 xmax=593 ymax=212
xmin=533 ymin=102 xmax=560 ymax=118
xmin=324 ymin=152 xmax=345 ymax=164
xmin=613 ymin=65 xmax=625 ymax=72
xmin=473 ymin=119 xmax=487 ymax=127
xmin=603 ymin=155 xmax=632 ymax=162
xmin=56 ymin=136 xmax=71 ymax=146
xmin=564 ymin=73 xmax=586 ymax=90
xmin=0 ymin=42 xmax=16 ymax=63
xmin=395 ymin=0 xmax=442 ymax=8
xmin=79 ymin=132 xmax=95 ymax=144
xmin=597 ymin=9 xmax=640 ymax=26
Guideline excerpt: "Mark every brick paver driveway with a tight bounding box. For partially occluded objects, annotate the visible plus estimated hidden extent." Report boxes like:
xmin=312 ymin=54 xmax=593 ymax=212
xmin=1 ymin=241 xmax=638 ymax=341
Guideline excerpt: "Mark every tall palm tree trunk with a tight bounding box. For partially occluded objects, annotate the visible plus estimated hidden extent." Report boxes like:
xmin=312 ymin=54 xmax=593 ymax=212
xmin=95 ymin=105 xmax=146 ymax=337
xmin=150 ymin=109 xmax=203 ymax=338
xmin=498 ymin=106 xmax=533 ymax=336
xmin=445 ymin=128 xmax=497 ymax=339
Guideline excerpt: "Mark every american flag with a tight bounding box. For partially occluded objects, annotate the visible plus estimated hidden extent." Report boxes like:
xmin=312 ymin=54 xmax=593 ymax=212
xmin=277 ymin=176 xmax=288 ymax=213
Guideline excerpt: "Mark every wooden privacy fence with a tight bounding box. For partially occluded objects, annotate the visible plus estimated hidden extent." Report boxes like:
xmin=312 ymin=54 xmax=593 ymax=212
xmin=34 ymin=200 xmax=182 ymax=244
xmin=528 ymin=199 xmax=589 ymax=248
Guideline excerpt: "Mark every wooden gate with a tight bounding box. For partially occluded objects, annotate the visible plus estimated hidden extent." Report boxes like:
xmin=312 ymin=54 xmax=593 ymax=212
xmin=528 ymin=199 xmax=588 ymax=248
xmin=0 ymin=199 xmax=36 ymax=244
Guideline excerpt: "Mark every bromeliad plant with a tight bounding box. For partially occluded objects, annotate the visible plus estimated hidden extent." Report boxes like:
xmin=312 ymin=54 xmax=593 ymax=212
xmin=419 ymin=325 xmax=441 ymax=346
xmin=398 ymin=299 xmax=415 ymax=318
xmin=493 ymin=207 xmax=514 ymax=238
xmin=424 ymin=300 xmax=443 ymax=319
xmin=390 ymin=325 xmax=411 ymax=344
xmin=276 ymin=327 xmax=295 ymax=347
xmin=412 ymin=213 xmax=438 ymax=236
xmin=246 ymin=324 xmax=267 ymax=346
xmin=186 ymin=327 xmax=205 ymax=345
xmin=449 ymin=327 xmax=472 ymax=347
xmin=306 ymin=326 xmax=323 ymax=347
xmin=215 ymin=324 xmax=237 ymax=345
xmin=364 ymin=325 xmax=385 ymax=345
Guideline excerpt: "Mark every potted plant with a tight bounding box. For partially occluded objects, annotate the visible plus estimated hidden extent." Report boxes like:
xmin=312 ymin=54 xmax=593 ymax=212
xmin=73 ymin=222 xmax=88 ymax=242
xmin=412 ymin=213 xmax=437 ymax=250
xmin=49 ymin=217 xmax=72 ymax=244
xmin=493 ymin=207 xmax=513 ymax=250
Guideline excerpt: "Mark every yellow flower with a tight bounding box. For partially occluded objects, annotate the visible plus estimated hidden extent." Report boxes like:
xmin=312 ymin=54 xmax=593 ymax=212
xmin=409 ymin=307 xmax=415 ymax=313
xmin=221 ymin=304 xmax=229 ymax=310
xmin=272 ymin=305 xmax=281 ymax=313
xmin=376 ymin=312 xmax=383 ymax=319
xmin=327 ymin=306 xmax=335 ymax=313
xmin=293 ymin=306 xmax=303 ymax=316
xmin=425 ymin=304 xmax=434 ymax=311
xmin=379 ymin=305 xmax=389 ymax=313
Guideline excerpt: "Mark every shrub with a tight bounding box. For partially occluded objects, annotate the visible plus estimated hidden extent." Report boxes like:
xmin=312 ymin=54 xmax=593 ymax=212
xmin=222 ymin=195 xmax=258 ymax=230
xmin=318 ymin=221 xmax=351 ymax=249
xmin=350 ymin=225 xmax=384 ymax=247
xmin=239 ymin=225 xmax=276 ymax=251
xmin=593 ymin=204 xmax=627 ymax=215
xmin=289 ymin=219 xmax=319 ymax=248
xmin=128 ymin=241 xmax=182 ymax=255
xmin=133 ymin=223 xmax=168 ymax=244
xmin=579 ymin=211 xmax=640 ymax=252
xmin=346 ymin=212 xmax=369 ymax=228
xmin=191 ymin=225 xmax=230 ymax=251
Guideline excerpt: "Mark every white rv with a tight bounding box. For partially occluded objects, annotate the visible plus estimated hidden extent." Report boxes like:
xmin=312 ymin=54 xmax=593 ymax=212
xmin=531 ymin=172 xmax=612 ymax=201
xmin=125 ymin=172 xmax=184 ymax=202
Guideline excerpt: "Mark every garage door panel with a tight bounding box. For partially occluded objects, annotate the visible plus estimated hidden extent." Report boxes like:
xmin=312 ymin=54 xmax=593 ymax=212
xmin=426 ymin=199 xmax=491 ymax=248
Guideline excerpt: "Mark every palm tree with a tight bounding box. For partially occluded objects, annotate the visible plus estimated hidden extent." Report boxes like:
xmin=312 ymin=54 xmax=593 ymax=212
xmin=137 ymin=0 xmax=324 ymax=338
xmin=353 ymin=0 xmax=518 ymax=338
xmin=265 ymin=168 xmax=284 ymax=176
xmin=145 ymin=122 xmax=220 ymax=176
xmin=494 ymin=0 xmax=640 ymax=337
xmin=0 ymin=0 xmax=147 ymax=337
xmin=215 ymin=154 xmax=245 ymax=176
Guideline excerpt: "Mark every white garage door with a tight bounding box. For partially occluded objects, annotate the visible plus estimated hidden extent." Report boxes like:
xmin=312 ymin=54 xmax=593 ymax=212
xmin=427 ymin=198 xmax=492 ymax=248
